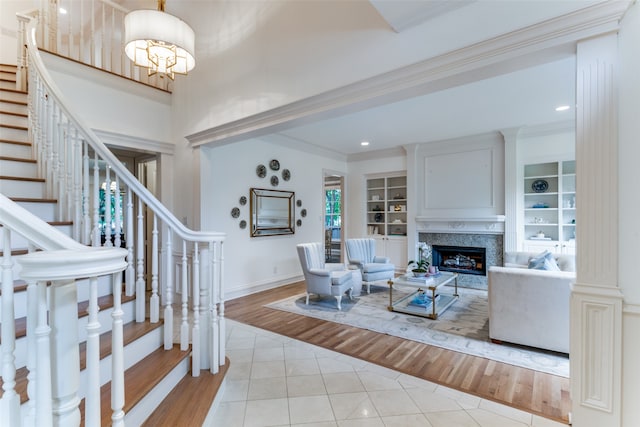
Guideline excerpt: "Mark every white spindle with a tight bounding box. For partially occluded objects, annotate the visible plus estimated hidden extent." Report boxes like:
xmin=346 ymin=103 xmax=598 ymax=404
xmin=199 ymin=245 xmax=210 ymax=369
xmin=72 ymin=129 xmax=81 ymax=240
xmin=92 ymin=152 xmax=100 ymax=246
xmin=35 ymin=280 xmax=53 ymax=427
xmin=85 ymin=276 xmax=101 ymax=426
xmin=104 ymin=165 xmax=112 ymax=247
xmin=150 ymin=215 xmax=159 ymax=322
xmin=24 ymin=276 xmax=37 ymax=427
xmin=65 ymin=120 xmax=74 ymax=223
xmin=45 ymin=93 xmax=54 ymax=198
xmin=164 ymin=230 xmax=174 ymax=350
xmin=192 ymin=243 xmax=201 ymax=375
xmin=125 ymin=188 xmax=135 ymax=295
xmin=181 ymin=240 xmax=189 ymax=351
xmin=111 ymin=272 xmax=125 ymax=427
xmin=82 ymin=141 xmax=90 ymax=244
xmin=136 ymin=198 xmax=145 ymax=322
xmin=52 ymin=103 xmax=61 ymax=203
xmin=1 ymin=228 xmax=20 ymax=425
xmin=114 ymin=176 xmax=121 ymax=248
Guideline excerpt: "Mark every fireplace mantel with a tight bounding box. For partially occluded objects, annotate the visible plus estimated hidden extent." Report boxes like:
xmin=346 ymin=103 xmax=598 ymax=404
xmin=415 ymin=216 xmax=505 ymax=234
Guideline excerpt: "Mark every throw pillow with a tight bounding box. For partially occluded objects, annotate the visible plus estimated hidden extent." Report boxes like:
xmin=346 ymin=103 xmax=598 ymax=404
xmin=528 ymin=251 xmax=562 ymax=271
xmin=528 ymin=250 xmax=549 ymax=269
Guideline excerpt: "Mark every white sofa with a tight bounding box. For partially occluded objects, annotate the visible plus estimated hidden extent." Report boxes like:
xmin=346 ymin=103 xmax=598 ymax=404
xmin=488 ymin=251 xmax=576 ymax=354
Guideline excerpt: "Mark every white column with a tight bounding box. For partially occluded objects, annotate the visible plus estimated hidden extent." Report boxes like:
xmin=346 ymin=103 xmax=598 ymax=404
xmin=111 ymin=272 xmax=125 ymax=427
xmin=571 ymin=33 xmax=623 ymax=427
xmin=84 ymin=276 xmax=101 ymax=426
xmin=500 ymin=128 xmax=521 ymax=253
xmin=192 ymin=243 xmax=201 ymax=375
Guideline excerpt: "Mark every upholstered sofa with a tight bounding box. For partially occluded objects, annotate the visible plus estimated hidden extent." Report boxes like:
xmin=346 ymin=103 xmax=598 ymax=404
xmin=488 ymin=251 xmax=576 ymax=354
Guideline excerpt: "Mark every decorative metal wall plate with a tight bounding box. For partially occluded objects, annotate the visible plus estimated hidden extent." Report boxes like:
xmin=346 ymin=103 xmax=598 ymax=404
xmin=282 ymin=169 xmax=291 ymax=181
xmin=269 ymin=159 xmax=280 ymax=171
xmin=271 ymin=175 xmax=279 ymax=186
xmin=256 ymin=164 xmax=267 ymax=178
xmin=239 ymin=196 xmax=247 ymax=205
xmin=239 ymin=220 xmax=247 ymax=229
xmin=300 ymin=208 xmax=307 ymax=217
xmin=296 ymin=199 xmax=302 ymax=207
xmin=231 ymin=207 xmax=240 ymax=218
xmin=297 ymin=219 xmax=302 ymax=227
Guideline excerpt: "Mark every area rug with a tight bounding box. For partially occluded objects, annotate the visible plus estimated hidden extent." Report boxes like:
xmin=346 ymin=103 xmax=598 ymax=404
xmin=265 ymin=284 xmax=569 ymax=377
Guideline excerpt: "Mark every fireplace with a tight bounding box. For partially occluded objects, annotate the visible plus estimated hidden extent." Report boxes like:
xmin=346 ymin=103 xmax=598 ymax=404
xmin=432 ymin=245 xmax=486 ymax=276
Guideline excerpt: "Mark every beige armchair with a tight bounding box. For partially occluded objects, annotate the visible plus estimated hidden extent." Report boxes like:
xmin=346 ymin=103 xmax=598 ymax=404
xmin=345 ymin=238 xmax=395 ymax=294
xmin=296 ymin=242 xmax=354 ymax=310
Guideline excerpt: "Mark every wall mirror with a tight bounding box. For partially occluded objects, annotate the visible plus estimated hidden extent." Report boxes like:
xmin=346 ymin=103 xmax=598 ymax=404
xmin=250 ymin=188 xmax=295 ymax=237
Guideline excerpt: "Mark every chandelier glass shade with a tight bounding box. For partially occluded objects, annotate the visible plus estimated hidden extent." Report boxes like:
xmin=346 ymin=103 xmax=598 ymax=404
xmin=124 ymin=6 xmax=195 ymax=79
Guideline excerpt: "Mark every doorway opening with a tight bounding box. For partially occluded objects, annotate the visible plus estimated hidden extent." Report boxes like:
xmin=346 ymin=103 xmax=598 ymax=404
xmin=324 ymin=174 xmax=344 ymax=262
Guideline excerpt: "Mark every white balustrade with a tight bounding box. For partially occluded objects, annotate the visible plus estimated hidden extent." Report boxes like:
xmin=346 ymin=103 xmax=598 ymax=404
xmin=2 ymin=5 xmax=227 ymax=425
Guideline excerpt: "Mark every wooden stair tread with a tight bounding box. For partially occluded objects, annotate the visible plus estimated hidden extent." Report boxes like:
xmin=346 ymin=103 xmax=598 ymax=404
xmin=0 ymin=156 xmax=35 ymax=163
xmin=0 ymin=124 xmax=28 ymax=131
xmin=0 ymin=139 xmax=30 ymax=146
xmin=143 ymin=357 xmax=230 ymax=427
xmin=48 ymin=221 xmax=73 ymax=226
xmin=0 ymin=99 xmax=27 ymax=107
xmin=0 ymin=110 xmax=27 ymax=118
xmin=1 ymin=320 xmax=164 ymax=403
xmin=78 ymin=345 xmax=191 ymax=426
xmin=0 ymin=175 xmax=45 ymax=182
xmin=0 ymin=292 xmax=136 ymax=343
xmin=0 ymin=88 xmax=27 ymax=95
xmin=10 ymin=197 xmax=57 ymax=203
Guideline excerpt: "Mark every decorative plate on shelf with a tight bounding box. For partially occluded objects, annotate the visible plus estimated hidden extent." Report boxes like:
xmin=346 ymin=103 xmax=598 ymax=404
xmin=256 ymin=164 xmax=267 ymax=178
xmin=269 ymin=159 xmax=280 ymax=171
xmin=531 ymin=179 xmax=548 ymax=193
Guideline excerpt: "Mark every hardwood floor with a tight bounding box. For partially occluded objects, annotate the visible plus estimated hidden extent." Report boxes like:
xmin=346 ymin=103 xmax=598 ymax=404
xmin=225 ymin=281 xmax=571 ymax=424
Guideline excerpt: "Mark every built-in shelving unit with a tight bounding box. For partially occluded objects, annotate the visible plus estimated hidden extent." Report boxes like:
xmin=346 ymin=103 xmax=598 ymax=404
xmin=365 ymin=173 xmax=407 ymax=269
xmin=522 ymin=160 xmax=576 ymax=253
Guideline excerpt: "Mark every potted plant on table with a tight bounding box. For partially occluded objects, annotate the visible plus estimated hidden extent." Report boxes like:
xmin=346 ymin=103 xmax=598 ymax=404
xmin=408 ymin=242 xmax=432 ymax=277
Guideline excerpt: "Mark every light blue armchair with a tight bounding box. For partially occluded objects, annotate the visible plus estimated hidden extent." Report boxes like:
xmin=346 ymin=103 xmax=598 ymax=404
xmin=296 ymin=242 xmax=354 ymax=310
xmin=345 ymin=238 xmax=395 ymax=294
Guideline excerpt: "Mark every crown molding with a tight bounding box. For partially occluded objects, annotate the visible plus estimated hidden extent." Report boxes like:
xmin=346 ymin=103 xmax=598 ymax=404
xmin=186 ymin=1 xmax=630 ymax=149
xmin=94 ymin=129 xmax=175 ymax=155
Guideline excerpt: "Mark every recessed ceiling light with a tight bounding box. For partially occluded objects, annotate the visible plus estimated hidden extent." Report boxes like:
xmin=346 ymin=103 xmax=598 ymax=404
xmin=360 ymin=141 xmax=370 ymax=146
xmin=555 ymin=105 xmax=570 ymax=112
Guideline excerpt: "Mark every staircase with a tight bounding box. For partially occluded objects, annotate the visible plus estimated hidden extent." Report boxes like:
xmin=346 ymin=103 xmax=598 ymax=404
xmin=1 ymin=49 xmax=227 ymax=426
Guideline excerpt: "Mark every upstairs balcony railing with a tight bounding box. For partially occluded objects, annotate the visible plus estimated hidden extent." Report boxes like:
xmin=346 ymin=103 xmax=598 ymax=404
xmin=16 ymin=0 xmax=172 ymax=92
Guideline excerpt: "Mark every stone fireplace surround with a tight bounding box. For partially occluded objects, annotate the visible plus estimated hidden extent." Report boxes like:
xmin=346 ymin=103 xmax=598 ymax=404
xmin=418 ymin=232 xmax=503 ymax=290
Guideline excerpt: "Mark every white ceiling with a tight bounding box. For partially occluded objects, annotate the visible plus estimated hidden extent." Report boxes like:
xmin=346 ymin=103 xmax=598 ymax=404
xmin=121 ymin=0 xmax=584 ymax=156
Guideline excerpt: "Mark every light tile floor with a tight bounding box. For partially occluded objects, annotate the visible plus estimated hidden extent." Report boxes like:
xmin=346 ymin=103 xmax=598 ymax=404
xmin=205 ymin=320 xmax=567 ymax=427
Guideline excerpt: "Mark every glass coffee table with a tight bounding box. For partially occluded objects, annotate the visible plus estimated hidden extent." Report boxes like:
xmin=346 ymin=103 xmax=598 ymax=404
xmin=387 ymin=271 xmax=458 ymax=319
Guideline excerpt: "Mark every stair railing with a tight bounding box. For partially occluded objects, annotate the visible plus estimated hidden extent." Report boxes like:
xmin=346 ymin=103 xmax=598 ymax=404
xmin=20 ymin=6 xmax=227 ymax=370
xmin=15 ymin=0 xmax=172 ymax=93
xmin=1 ymin=193 xmax=127 ymax=426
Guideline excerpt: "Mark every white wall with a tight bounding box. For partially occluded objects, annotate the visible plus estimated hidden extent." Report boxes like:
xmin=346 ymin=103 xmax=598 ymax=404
xmin=200 ymin=138 xmax=347 ymax=298
xmin=0 ymin=0 xmax=38 ymax=64
xmin=618 ymin=3 xmax=640 ymax=426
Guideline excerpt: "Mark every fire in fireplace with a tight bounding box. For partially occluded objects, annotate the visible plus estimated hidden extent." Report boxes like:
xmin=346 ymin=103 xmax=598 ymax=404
xmin=432 ymin=245 xmax=486 ymax=276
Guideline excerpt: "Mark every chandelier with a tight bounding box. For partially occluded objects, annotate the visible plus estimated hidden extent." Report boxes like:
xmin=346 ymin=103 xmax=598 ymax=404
xmin=124 ymin=0 xmax=195 ymax=79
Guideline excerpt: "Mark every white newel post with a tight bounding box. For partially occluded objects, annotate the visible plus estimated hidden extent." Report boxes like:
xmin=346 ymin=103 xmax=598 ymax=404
xmin=49 ymin=279 xmax=81 ymax=427
xmin=571 ymin=33 xmax=623 ymax=427
xmin=1 ymin=229 xmax=20 ymax=427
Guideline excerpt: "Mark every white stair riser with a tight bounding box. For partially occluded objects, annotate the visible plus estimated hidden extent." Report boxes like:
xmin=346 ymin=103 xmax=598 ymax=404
xmin=0 ymin=90 xmax=27 ymax=104
xmin=0 ymin=142 xmax=32 ymax=159
xmin=0 ymin=179 xmax=45 ymax=198
xmin=0 ymin=158 xmax=38 ymax=178
xmin=0 ymin=101 xmax=27 ymax=115
xmin=0 ymin=113 xmax=28 ymax=128
xmin=15 ymin=200 xmax=57 ymax=222
xmin=0 ymin=126 xmax=28 ymax=142
xmin=124 ymin=358 xmax=191 ymax=427
xmin=11 ymin=299 xmax=136 ymax=369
